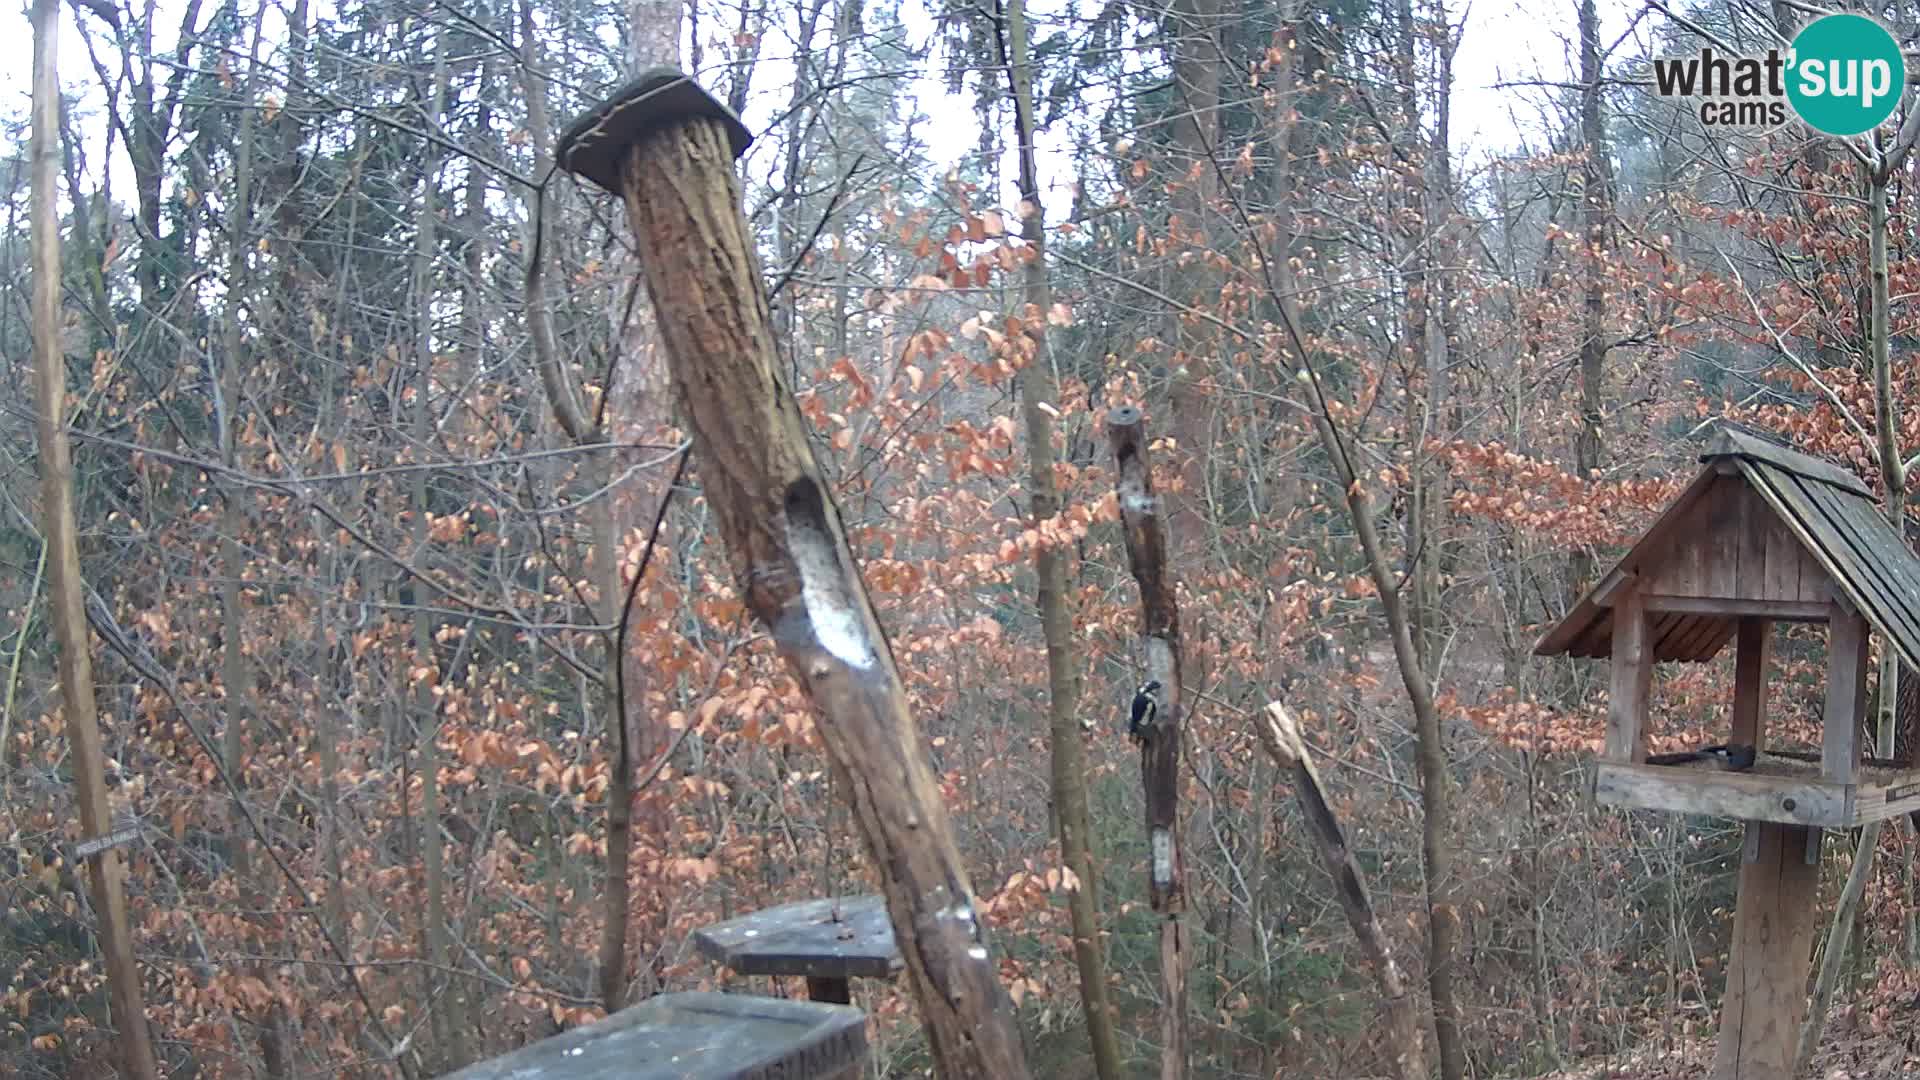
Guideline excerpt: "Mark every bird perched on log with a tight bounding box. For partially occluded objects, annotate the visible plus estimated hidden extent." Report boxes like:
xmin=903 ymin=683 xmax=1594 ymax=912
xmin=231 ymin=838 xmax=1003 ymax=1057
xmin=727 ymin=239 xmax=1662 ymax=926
xmin=1128 ymin=681 xmax=1161 ymax=743
xmin=1646 ymin=743 xmax=1757 ymax=771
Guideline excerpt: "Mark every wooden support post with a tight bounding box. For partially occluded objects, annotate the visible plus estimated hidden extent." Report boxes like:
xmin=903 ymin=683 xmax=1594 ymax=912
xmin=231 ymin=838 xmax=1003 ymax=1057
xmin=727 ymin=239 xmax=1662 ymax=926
xmin=555 ymin=71 xmax=1031 ymax=1080
xmin=1607 ymin=590 xmax=1653 ymax=763
xmin=1107 ymin=406 xmax=1189 ymax=1079
xmin=1711 ymin=823 xmax=1821 ymax=1080
xmin=1732 ymin=617 xmax=1769 ymax=751
xmin=1824 ymin=606 xmax=1869 ymax=786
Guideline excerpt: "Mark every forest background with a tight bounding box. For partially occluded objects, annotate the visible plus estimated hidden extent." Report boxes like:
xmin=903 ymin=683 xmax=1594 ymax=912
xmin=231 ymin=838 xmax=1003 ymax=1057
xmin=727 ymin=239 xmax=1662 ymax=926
xmin=5 ymin=0 xmax=1920 ymax=1075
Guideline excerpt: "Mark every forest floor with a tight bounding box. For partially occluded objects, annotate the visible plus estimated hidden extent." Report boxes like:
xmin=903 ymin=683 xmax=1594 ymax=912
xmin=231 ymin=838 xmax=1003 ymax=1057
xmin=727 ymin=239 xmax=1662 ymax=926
xmin=1539 ymin=1023 xmax=1920 ymax=1078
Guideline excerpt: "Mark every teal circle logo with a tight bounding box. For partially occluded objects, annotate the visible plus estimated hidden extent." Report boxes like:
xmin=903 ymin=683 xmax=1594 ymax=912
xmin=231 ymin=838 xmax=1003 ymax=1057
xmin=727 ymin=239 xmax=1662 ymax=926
xmin=1787 ymin=14 xmax=1906 ymax=136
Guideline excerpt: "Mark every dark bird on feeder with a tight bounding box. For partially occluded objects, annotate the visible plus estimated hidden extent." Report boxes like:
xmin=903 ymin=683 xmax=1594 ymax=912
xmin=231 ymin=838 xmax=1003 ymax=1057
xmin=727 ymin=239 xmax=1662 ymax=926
xmin=1701 ymin=743 xmax=1757 ymax=771
xmin=1645 ymin=743 xmax=1757 ymax=771
xmin=1128 ymin=681 xmax=1161 ymax=742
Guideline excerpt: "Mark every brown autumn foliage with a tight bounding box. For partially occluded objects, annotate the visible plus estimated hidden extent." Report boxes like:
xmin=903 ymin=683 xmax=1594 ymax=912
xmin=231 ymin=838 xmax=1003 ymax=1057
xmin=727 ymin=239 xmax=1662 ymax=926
xmin=7 ymin=2 xmax=1920 ymax=1078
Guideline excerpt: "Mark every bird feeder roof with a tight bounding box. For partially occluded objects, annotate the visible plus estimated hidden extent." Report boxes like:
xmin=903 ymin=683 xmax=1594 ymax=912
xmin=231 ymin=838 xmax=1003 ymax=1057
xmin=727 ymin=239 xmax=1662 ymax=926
xmin=1534 ymin=426 xmax=1920 ymax=671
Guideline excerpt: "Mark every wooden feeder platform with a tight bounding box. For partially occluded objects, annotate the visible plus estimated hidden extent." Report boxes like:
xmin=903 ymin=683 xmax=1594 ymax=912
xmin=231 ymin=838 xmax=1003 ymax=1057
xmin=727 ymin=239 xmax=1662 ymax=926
xmin=1596 ymin=754 xmax=1920 ymax=828
xmin=693 ymin=895 xmax=902 ymax=1004
xmin=443 ymin=991 xmax=866 ymax=1080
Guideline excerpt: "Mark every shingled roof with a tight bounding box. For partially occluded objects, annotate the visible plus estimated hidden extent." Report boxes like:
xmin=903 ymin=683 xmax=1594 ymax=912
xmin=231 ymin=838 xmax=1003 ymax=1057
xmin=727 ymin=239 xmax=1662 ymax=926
xmin=1534 ymin=427 xmax=1920 ymax=672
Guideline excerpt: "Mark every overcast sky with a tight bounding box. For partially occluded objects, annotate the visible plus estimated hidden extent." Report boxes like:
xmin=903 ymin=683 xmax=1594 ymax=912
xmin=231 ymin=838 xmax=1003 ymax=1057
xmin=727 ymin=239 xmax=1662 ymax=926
xmin=0 ymin=0 xmax=1636 ymax=226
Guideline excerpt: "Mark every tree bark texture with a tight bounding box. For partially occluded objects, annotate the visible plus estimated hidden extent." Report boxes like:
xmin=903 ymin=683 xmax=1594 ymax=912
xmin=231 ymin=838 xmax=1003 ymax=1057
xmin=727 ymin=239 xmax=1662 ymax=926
xmin=1107 ymin=407 xmax=1189 ymax=1080
xmin=610 ymin=114 xmax=1033 ymax=1080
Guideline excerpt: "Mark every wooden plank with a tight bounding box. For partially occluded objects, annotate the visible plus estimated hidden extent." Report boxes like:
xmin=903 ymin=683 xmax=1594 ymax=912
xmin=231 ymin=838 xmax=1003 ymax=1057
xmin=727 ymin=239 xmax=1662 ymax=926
xmin=1824 ymin=605 xmax=1868 ymax=786
xmin=1848 ymin=769 xmax=1920 ymax=824
xmin=1760 ymin=508 xmax=1808 ymax=603
xmin=1734 ymin=482 xmax=1771 ymax=602
xmin=1783 ymin=473 xmax=1920 ymax=668
xmin=693 ymin=896 xmax=902 ymax=981
xmin=1535 ymin=467 xmax=1725 ymax=657
xmin=1732 ymin=618 xmax=1770 ymax=751
xmin=1703 ymin=477 xmax=1741 ymax=597
xmin=1650 ymin=612 xmax=1695 ymax=659
xmin=443 ymin=992 xmax=868 ymax=1080
xmin=1706 ymin=427 xmax=1872 ymax=497
xmin=1710 ymin=823 xmax=1821 ymax=1080
xmin=1640 ymin=596 xmax=1829 ymax=620
xmin=1672 ymin=613 xmax=1730 ymax=661
xmin=1607 ymin=591 xmax=1654 ymax=763
xmin=1815 ymin=484 xmax=1920 ymax=672
xmin=1592 ymin=763 xmax=1849 ymax=826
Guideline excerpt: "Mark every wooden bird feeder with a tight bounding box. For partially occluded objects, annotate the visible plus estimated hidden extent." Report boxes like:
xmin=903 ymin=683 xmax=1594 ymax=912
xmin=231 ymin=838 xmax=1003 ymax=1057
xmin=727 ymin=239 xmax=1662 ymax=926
xmin=693 ymin=894 xmax=903 ymax=1005
xmin=1536 ymin=426 xmax=1920 ymax=1080
xmin=443 ymin=992 xmax=867 ymax=1079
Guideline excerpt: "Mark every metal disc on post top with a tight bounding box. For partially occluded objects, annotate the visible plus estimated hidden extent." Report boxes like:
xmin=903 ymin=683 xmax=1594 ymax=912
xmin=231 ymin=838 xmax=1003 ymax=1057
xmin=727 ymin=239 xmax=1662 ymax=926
xmin=556 ymin=68 xmax=753 ymax=195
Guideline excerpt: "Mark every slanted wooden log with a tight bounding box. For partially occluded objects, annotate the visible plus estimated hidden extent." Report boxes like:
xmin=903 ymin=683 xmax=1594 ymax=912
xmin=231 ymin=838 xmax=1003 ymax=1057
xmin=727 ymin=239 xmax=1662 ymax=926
xmin=445 ymin=992 xmax=866 ymax=1080
xmin=556 ymin=70 xmax=1031 ymax=1079
xmin=694 ymin=894 xmax=902 ymax=1004
xmin=1257 ymin=704 xmax=1426 ymax=1080
xmin=1106 ymin=405 xmax=1188 ymax=1077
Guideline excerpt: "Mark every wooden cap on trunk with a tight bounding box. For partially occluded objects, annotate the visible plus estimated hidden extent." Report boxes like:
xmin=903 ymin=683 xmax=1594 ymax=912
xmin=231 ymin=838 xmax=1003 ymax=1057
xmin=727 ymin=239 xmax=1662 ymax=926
xmin=556 ymin=68 xmax=752 ymax=193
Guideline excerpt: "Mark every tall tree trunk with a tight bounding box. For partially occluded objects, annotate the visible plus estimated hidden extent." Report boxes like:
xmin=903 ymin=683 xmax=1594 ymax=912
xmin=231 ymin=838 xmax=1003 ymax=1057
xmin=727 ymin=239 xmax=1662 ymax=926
xmin=1001 ymin=2 xmax=1122 ymax=1075
xmin=1165 ymin=0 xmax=1220 ymax=567
xmin=1800 ymin=153 xmax=1914 ymax=1069
xmin=1569 ymin=0 xmax=1611 ymax=601
xmin=598 ymin=0 xmax=686 ymax=1010
xmin=31 ymin=1 xmax=160 ymax=1074
xmin=408 ymin=30 xmax=462 ymax=1069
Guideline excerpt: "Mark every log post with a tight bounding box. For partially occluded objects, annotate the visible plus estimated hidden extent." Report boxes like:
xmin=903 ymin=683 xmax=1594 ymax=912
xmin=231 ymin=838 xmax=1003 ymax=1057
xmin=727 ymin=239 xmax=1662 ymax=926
xmin=1710 ymin=823 xmax=1820 ymax=1080
xmin=1107 ymin=405 xmax=1188 ymax=1077
xmin=556 ymin=70 xmax=1031 ymax=1079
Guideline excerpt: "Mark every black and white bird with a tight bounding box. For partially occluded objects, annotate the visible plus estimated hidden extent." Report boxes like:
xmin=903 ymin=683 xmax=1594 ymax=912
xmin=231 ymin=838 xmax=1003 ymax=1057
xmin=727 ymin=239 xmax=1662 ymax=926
xmin=1129 ymin=681 xmax=1162 ymax=743
xmin=1702 ymin=743 xmax=1758 ymax=772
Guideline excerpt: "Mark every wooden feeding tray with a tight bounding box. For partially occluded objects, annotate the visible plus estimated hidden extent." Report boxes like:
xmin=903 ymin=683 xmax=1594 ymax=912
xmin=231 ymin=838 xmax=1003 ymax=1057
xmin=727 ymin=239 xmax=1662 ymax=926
xmin=1594 ymin=754 xmax=1920 ymax=828
xmin=693 ymin=895 xmax=902 ymax=1004
xmin=443 ymin=991 xmax=866 ymax=1080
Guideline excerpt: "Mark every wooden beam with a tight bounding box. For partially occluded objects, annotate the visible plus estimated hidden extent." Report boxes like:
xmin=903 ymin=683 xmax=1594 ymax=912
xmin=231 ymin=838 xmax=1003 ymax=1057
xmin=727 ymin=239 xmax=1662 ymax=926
xmin=1593 ymin=763 xmax=1850 ymax=827
xmin=1710 ymin=823 xmax=1821 ymax=1080
xmin=1592 ymin=567 xmax=1636 ymax=607
xmin=1607 ymin=590 xmax=1653 ymax=763
xmin=1640 ymin=596 xmax=1829 ymax=621
xmin=1732 ymin=618 xmax=1770 ymax=751
xmin=1824 ymin=606 xmax=1869 ymax=786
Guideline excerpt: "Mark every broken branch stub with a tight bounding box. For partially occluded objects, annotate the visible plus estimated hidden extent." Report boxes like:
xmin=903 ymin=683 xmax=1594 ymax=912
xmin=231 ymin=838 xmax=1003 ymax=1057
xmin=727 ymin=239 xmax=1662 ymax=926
xmin=557 ymin=71 xmax=1031 ymax=1080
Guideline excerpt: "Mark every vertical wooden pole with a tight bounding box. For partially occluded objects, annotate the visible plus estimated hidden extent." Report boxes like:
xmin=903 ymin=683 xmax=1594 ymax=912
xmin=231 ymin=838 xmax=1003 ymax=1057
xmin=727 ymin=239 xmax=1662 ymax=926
xmin=1107 ymin=406 xmax=1189 ymax=1078
xmin=1823 ymin=606 xmax=1868 ymax=785
xmin=29 ymin=1 xmax=160 ymax=1075
xmin=1732 ymin=617 xmax=1769 ymax=751
xmin=1711 ymin=823 xmax=1820 ymax=1080
xmin=1606 ymin=591 xmax=1652 ymax=762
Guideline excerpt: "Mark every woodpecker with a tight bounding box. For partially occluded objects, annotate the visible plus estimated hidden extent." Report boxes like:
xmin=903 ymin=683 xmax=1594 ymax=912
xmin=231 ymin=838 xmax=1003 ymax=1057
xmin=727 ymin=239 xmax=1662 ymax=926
xmin=1129 ymin=680 xmax=1162 ymax=743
